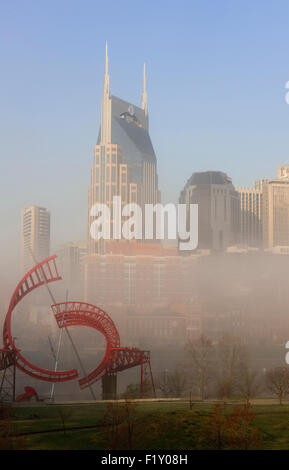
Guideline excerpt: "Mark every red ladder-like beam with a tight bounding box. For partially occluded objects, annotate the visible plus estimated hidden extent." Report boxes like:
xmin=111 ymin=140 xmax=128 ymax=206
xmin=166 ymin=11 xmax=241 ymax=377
xmin=51 ymin=302 xmax=154 ymax=391
xmin=2 ymin=256 xmax=78 ymax=383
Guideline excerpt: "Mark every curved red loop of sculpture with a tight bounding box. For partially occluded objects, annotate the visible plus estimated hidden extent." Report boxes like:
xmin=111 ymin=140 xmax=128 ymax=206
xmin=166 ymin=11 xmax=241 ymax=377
xmin=51 ymin=301 xmax=121 ymax=388
xmin=2 ymin=256 xmax=155 ymax=397
xmin=3 ymin=255 xmax=78 ymax=382
xmin=51 ymin=302 xmax=152 ymax=390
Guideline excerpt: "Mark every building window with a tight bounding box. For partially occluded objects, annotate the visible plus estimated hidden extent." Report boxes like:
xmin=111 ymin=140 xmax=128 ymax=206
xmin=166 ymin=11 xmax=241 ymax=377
xmin=121 ymin=186 xmax=127 ymax=201
xmin=95 ymin=185 xmax=99 ymax=201
xmin=95 ymin=167 xmax=99 ymax=183
xmin=111 ymin=166 xmax=116 ymax=182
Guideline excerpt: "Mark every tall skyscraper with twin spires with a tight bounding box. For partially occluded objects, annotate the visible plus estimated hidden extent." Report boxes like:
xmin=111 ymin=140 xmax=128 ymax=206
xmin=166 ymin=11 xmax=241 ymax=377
xmin=88 ymin=44 xmax=160 ymax=255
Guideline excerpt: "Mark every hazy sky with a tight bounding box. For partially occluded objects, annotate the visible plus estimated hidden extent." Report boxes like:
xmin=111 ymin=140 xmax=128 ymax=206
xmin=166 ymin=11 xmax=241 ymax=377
xmin=1 ymin=0 xmax=289 ymax=279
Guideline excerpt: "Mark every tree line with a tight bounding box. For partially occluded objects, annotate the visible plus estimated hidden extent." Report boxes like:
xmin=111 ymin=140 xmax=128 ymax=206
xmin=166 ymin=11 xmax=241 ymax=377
xmin=154 ymin=333 xmax=289 ymax=404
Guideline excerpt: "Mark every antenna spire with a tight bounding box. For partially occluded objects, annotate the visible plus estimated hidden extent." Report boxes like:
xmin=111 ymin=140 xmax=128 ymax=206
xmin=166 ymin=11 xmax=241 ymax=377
xmin=103 ymin=41 xmax=110 ymax=94
xmin=100 ymin=41 xmax=111 ymax=144
xmin=105 ymin=41 xmax=109 ymax=76
xmin=141 ymin=62 xmax=148 ymax=116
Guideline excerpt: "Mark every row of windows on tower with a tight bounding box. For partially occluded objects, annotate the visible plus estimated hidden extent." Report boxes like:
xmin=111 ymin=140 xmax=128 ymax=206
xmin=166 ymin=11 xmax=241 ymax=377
xmin=94 ymin=165 xmax=128 ymax=183
xmin=94 ymin=166 xmax=118 ymax=183
xmin=241 ymin=194 xmax=261 ymax=200
xmin=95 ymin=153 xmax=118 ymax=165
xmin=92 ymin=185 xmax=137 ymax=203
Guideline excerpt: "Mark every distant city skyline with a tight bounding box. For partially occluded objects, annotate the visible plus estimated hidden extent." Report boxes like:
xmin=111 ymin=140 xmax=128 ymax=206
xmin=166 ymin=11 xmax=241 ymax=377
xmin=2 ymin=0 xmax=289 ymax=279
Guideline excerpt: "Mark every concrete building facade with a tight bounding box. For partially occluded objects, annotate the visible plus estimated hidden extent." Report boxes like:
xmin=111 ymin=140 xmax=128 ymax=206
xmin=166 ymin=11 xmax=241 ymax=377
xmin=236 ymin=187 xmax=263 ymax=247
xmin=21 ymin=205 xmax=50 ymax=274
xmin=179 ymin=171 xmax=240 ymax=251
xmin=262 ymin=178 xmax=289 ymax=249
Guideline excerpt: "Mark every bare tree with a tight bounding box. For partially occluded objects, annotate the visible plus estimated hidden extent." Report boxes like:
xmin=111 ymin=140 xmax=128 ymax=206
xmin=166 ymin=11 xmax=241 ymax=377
xmin=186 ymin=335 xmax=214 ymax=400
xmin=265 ymin=367 xmax=289 ymax=405
xmin=102 ymin=399 xmax=139 ymax=450
xmin=156 ymin=366 xmax=187 ymax=398
xmin=236 ymin=353 xmax=262 ymax=403
xmin=122 ymin=399 xmax=138 ymax=450
xmin=156 ymin=370 xmax=170 ymax=398
xmin=199 ymin=402 xmax=262 ymax=450
xmin=216 ymin=334 xmax=246 ymax=399
xmin=237 ymin=367 xmax=262 ymax=404
xmin=102 ymin=401 xmax=124 ymax=450
xmin=167 ymin=367 xmax=187 ymax=397
xmin=199 ymin=402 xmax=229 ymax=449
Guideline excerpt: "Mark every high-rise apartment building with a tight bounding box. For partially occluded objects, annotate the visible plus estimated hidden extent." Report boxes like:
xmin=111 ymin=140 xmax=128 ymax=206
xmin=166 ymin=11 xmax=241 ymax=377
xmin=262 ymin=177 xmax=289 ymax=249
xmin=21 ymin=206 xmax=50 ymax=273
xmin=179 ymin=171 xmax=240 ymax=251
xmin=88 ymin=45 xmax=160 ymax=255
xmin=236 ymin=166 xmax=289 ymax=249
xmin=236 ymin=187 xmax=263 ymax=247
xmin=255 ymin=166 xmax=289 ymax=250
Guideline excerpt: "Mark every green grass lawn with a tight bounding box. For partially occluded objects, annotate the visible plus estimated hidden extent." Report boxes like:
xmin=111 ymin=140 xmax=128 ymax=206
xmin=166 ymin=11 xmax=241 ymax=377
xmin=3 ymin=400 xmax=289 ymax=450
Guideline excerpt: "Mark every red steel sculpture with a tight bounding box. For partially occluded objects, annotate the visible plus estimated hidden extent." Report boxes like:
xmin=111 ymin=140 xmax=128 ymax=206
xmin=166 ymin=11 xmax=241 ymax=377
xmin=15 ymin=386 xmax=42 ymax=403
xmin=0 ymin=255 xmax=155 ymax=400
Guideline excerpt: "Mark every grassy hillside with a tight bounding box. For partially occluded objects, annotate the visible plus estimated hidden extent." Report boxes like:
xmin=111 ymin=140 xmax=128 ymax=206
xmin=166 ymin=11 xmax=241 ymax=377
xmin=3 ymin=400 xmax=289 ymax=450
